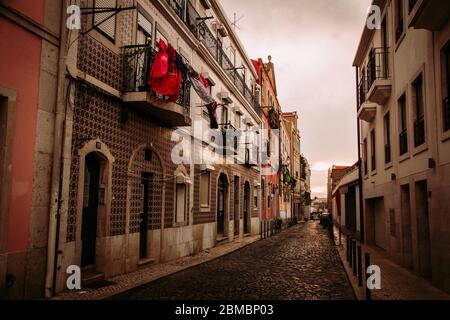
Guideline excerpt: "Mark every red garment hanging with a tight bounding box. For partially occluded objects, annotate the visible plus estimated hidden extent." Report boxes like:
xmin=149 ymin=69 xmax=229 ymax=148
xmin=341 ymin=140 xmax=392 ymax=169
xmin=148 ymin=40 xmax=183 ymax=101
xmin=199 ymin=74 xmax=209 ymax=88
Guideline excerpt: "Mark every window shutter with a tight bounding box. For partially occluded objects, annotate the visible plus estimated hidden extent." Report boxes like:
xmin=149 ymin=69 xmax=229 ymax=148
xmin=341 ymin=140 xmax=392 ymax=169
xmin=138 ymin=12 xmax=152 ymax=36
xmin=94 ymin=0 xmax=117 ymax=40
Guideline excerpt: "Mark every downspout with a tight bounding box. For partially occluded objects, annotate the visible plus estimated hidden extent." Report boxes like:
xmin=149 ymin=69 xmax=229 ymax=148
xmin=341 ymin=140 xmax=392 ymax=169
xmin=356 ymin=66 xmax=365 ymax=244
xmin=45 ymin=0 xmax=70 ymax=298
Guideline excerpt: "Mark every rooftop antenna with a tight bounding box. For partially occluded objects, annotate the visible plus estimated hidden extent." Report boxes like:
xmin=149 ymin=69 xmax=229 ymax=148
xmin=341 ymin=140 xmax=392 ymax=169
xmin=231 ymin=12 xmax=244 ymax=31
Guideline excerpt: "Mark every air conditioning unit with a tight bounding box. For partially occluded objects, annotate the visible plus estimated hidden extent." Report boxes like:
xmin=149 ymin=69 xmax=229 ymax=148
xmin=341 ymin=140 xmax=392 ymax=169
xmin=218 ymin=91 xmax=233 ymax=104
xmin=232 ymin=106 xmax=244 ymax=116
xmin=243 ymin=117 xmax=254 ymax=126
xmin=212 ymin=21 xmax=228 ymax=38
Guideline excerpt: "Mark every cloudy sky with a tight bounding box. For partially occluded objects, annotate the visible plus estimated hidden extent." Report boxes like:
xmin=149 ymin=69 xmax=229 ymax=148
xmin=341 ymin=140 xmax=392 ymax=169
xmin=221 ymin=0 xmax=372 ymax=198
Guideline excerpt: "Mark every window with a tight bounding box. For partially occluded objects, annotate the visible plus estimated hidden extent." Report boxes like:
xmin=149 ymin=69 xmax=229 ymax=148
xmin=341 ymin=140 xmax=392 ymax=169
xmin=175 ymin=183 xmax=187 ymax=223
xmin=267 ymin=184 xmax=271 ymax=208
xmin=395 ymin=0 xmax=404 ymax=42
xmin=137 ymin=12 xmax=152 ymax=45
xmin=412 ymin=74 xmax=425 ymax=147
xmin=443 ymin=42 xmax=450 ymax=132
xmin=200 ymin=172 xmax=210 ymax=207
xmin=384 ymin=112 xmax=392 ymax=163
xmin=94 ymin=0 xmax=117 ymax=41
xmin=370 ymin=129 xmax=376 ymax=171
xmin=399 ymin=94 xmax=408 ymax=155
xmin=254 ymin=187 xmax=258 ymax=209
xmin=234 ymin=113 xmax=241 ymax=130
xmin=222 ymin=107 xmax=228 ymax=125
xmin=155 ymin=27 xmax=168 ymax=48
xmin=363 ymin=138 xmax=368 ymax=175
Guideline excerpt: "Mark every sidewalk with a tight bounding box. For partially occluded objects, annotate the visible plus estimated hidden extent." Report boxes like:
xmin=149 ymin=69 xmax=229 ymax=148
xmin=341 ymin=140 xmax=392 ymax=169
xmin=53 ymin=235 xmax=260 ymax=300
xmin=332 ymin=227 xmax=450 ymax=300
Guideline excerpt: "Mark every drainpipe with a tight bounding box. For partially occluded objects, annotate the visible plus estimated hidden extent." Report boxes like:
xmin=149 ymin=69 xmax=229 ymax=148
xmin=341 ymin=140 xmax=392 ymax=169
xmin=44 ymin=0 xmax=70 ymax=298
xmin=355 ymin=66 xmax=365 ymax=244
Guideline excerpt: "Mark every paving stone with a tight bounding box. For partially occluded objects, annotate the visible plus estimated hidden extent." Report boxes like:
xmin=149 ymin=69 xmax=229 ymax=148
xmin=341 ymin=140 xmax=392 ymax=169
xmin=113 ymin=222 xmax=355 ymax=300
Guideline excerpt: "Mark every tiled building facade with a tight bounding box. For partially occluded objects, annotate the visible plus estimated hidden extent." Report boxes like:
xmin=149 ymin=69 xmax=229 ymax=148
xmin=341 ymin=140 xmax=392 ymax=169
xmin=49 ymin=0 xmax=263 ymax=295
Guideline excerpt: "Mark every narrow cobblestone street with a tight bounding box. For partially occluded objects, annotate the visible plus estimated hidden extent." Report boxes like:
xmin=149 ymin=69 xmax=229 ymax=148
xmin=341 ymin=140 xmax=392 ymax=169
xmin=113 ymin=221 xmax=355 ymax=300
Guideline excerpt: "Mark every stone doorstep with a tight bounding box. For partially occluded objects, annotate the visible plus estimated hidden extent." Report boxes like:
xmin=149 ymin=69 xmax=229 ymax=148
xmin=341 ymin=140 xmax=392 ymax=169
xmin=53 ymin=235 xmax=260 ymax=300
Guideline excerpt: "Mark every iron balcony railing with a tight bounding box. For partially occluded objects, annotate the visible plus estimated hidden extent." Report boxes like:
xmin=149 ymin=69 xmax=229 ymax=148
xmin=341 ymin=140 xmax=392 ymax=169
xmin=358 ymin=76 xmax=366 ymax=107
xmin=367 ymin=47 xmax=390 ymax=91
xmin=165 ymin=0 xmax=261 ymax=117
xmin=444 ymin=97 xmax=450 ymax=132
xmin=385 ymin=143 xmax=391 ymax=164
xmin=399 ymin=129 xmax=408 ymax=155
xmin=122 ymin=44 xmax=191 ymax=113
xmin=414 ymin=115 xmax=425 ymax=147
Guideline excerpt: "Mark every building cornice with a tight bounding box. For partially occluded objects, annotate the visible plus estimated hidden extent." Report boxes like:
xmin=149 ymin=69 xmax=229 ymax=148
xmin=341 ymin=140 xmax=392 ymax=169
xmin=352 ymin=0 xmax=387 ymax=67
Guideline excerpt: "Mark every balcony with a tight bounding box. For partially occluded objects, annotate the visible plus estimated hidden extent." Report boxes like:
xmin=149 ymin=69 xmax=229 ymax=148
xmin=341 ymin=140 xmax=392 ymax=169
xmin=358 ymin=76 xmax=366 ymax=107
xmin=409 ymin=0 xmax=450 ymax=31
xmin=366 ymin=48 xmax=391 ymax=106
xmin=165 ymin=0 xmax=261 ymax=117
xmin=444 ymin=97 xmax=450 ymax=132
xmin=414 ymin=115 xmax=425 ymax=147
xmin=399 ymin=130 xmax=408 ymax=155
xmin=122 ymin=45 xmax=191 ymax=127
xmin=220 ymin=123 xmax=239 ymax=156
xmin=357 ymin=101 xmax=377 ymax=122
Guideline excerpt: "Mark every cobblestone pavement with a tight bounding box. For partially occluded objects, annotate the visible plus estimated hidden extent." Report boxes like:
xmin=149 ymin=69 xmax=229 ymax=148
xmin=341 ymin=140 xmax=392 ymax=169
xmin=113 ymin=221 xmax=355 ymax=300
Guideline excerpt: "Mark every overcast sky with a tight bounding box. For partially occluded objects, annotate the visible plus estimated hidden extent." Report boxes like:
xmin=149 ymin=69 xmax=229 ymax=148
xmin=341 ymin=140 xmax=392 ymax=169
xmin=221 ymin=0 xmax=372 ymax=198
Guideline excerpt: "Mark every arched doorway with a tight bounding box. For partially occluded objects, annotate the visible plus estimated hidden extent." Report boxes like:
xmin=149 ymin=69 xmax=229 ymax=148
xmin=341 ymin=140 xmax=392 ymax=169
xmin=81 ymin=152 xmax=103 ymax=268
xmin=243 ymin=181 xmax=251 ymax=234
xmin=217 ymin=173 xmax=228 ymax=237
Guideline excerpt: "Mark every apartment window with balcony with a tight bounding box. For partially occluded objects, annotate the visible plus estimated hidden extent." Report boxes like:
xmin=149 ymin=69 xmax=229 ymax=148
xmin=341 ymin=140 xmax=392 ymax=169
xmin=399 ymin=94 xmax=408 ymax=155
xmin=384 ymin=112 xmax=392 ymax=164
xmin=363 ymin=138 xmax=368 ymax=176
xmin=93 ymin=0 xmax=117 ymax=41
xmin=370 ymin=129 xmax=376 ymax=172
xmin=137 ymin=12 xmax=153 ymax=45
xmin=395 ymin=0 xmax=405 ymax=42
xmin=443 ymin=42 xmax=450 ymax=132
xmin=200 ymin=172 xmax=210 ymax=208
xmin=412 ymin=74 xmax=425 ymax=147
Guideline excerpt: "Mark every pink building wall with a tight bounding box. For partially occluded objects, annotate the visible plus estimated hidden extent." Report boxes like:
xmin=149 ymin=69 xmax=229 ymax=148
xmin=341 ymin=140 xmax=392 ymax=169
xmin=0 ymin=0 xmax=45 ymax=252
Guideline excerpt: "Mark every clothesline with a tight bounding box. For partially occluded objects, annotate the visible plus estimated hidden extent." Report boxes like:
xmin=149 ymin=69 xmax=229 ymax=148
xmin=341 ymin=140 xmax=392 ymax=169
xmin=148 ymin=39 xmax=219 ymax=129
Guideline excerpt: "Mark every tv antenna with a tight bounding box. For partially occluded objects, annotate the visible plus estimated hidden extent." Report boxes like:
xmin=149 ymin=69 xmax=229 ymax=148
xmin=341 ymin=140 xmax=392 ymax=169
xmin=231 ymin=13 xmax=244 ymax=31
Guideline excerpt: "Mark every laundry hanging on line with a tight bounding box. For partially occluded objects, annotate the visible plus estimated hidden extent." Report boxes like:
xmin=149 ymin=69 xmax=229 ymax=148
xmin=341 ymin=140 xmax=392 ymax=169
xmin=147 ymin=39 xmax=219 ymax=129
xmin=148 ymin=39 xmax=182 ymax=102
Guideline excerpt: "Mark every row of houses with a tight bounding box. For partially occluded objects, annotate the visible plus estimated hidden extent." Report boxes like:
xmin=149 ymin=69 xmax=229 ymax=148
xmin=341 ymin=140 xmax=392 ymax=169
xmin=0 ymin=0 xmax=302 ymax=298
xmin=329 ymin=0 xmax=450 ymax=294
